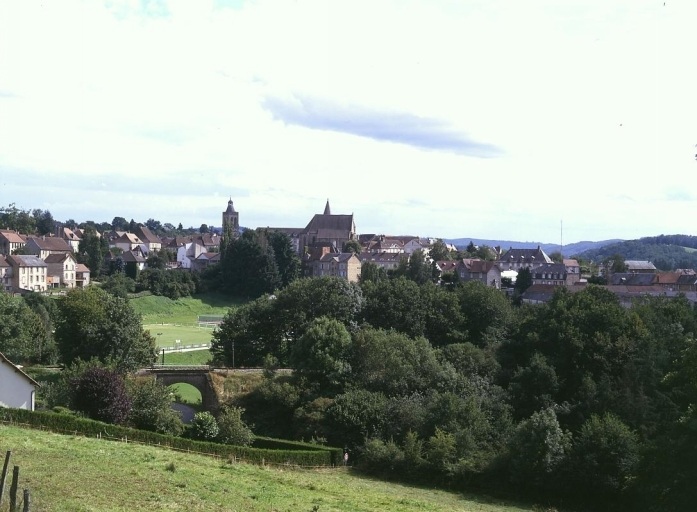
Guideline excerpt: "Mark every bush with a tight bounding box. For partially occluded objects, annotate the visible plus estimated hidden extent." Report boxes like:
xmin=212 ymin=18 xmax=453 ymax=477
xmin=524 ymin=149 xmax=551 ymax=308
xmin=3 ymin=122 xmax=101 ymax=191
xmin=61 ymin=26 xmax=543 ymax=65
xmin=217 ymin=406 xmax=254 ymax=446
xmin=127 ymin=376 xmax=184 ymax=436
xmin=70 ymin=367 xmax=132 ymax=425
xmin=189 ymin=411 xmax=219 ymax=441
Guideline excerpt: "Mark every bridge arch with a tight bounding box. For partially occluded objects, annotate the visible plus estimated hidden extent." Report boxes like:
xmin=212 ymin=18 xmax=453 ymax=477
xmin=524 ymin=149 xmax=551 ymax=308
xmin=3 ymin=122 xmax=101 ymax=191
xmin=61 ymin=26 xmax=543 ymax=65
xmin=143 ymin=367 xmax=220 ymax=413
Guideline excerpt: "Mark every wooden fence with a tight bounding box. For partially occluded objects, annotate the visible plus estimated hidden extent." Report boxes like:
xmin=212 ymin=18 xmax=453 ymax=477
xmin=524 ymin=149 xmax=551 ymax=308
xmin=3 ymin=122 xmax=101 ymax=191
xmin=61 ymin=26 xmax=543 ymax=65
xmin=0 ymin=451 xmax=30 ymax=512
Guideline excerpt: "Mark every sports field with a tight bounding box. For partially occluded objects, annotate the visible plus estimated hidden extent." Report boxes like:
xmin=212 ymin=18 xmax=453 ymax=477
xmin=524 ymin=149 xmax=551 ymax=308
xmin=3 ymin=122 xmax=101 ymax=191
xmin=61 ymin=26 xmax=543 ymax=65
xmin=144 ymin=323 xmax=215 ymax=349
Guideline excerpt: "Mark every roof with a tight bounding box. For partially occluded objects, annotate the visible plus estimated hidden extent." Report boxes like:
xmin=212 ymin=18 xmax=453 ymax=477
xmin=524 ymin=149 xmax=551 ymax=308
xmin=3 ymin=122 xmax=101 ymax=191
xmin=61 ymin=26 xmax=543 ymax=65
xmin=7 ymin=255 xmax=47 ymax=267
xmin=655 ymin=272 xmax=681 ymax=285
xmin=498 ymin=246 xmax=553 ymax=265
xmin=358 ymin=251 xmax=403 ymax=263
xmin=625 ymin=260 xmax=657 ymax=271
xmin=0 ymin=255 xmax=8 ymax=267
xmin=28 ymin=236 xmax=71 ymax=251
xmin=121 ymin=250 xmax=146 ymax=263
xmin=521 ymin=284 xmax=564 ymax=303
xmin=458 ymin=258 xmax=499 ymax=273
xmin=0 ymin=352 xmax=40 ymax=387
xmin=115 ymin=233 xmax=144 ymax=245
xmin=44 ymin=253 xmax=76 ymax=264
xmin=563 ymin=259 xmax=579 ymax=266
xmin=224 ymin=198 xmax=237 ymax=213
xmin=319 ymin=252 xmax=359 ymax=263
xmin=0 ymin=230 xmax=26 ymax=244
xmin=531 ymin=262 xmax=567 ymax=274
xmin=304 ymin=213 xmax=355 ymax=236
xmin=75 ymin=263 xmax=90 ymax=273
xmin=610 ymin=273 xmax=656 ymax=286
xmin=59 ymin=227 xmax=81 ymax=241
xmin=133 ymin=225 xmax=161 ymax=244
xmin=435 ymin=260 xmax=458 ymax=272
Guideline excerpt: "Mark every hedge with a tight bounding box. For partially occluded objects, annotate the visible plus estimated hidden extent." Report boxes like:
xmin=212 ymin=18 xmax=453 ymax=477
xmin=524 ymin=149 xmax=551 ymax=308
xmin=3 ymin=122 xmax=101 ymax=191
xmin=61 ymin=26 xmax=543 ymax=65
xmin=0 ymin=408 xmax=342 ymax=467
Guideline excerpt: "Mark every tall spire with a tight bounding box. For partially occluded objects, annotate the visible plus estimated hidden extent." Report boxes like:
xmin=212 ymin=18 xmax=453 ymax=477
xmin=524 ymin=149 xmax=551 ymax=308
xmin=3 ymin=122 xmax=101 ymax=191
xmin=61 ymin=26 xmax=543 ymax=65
xmin=323 ymin=199 xmax=331 ymax=215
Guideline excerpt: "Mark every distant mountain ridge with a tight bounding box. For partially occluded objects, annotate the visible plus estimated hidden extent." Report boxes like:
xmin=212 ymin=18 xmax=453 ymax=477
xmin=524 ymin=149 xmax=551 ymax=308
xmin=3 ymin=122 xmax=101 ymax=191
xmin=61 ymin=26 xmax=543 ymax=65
xmin=444 ymin=238 xmax=622 ymax=257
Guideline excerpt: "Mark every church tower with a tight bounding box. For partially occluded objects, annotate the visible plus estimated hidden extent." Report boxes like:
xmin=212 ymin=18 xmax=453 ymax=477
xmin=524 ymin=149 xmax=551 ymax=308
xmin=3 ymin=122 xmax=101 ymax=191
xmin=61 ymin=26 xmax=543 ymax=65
xmin=222 ymin=198 xmax=240 ymax=237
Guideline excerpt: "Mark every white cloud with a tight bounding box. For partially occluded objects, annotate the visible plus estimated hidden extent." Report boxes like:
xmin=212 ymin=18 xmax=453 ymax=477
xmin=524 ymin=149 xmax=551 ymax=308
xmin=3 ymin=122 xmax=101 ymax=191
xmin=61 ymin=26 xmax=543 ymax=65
xmin=2 ymin=0 xmax=697 ymax=243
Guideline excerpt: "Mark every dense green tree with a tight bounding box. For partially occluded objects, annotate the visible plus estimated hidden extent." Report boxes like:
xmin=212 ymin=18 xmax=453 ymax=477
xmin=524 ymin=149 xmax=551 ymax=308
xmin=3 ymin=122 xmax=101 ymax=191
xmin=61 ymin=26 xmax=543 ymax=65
xmin=568 ymin=413 xmax=639 ymax=502
xmin=513 ymin=267 xmax=533 ymax=295
xmin=77 ymin=226 xmax=109 ymax=276
xmin=358 ymin=261 xmax=388 ymax=284
xmin=55 ymin=287 xmax=157 ymax=372
xmin=290 ymin=317 xmax=352 ymax=391
xmin=145 ymin=218 xmax=162 ymax=233
xmin=351 ymin=328 xmax=453 ymax=396
xmin=126 ymin=376 xmax=184 ymax=436
xmin=0 ymin=291 xmax=55 ymax=364
xmin=199 ymin=223 xmax=210 ymax=234
xmin=102 ymin=273 xmax=136 ymax=298
xmin=507 ymin=407 xmax=571 ymax=490
xmin=111 ymin=216 xmax=128 ymax=231
xmin=0 ymin=203 xmax=35 ymax=233
xmin=267 ymin=230 xmax=301 ymax=287
xmin=32 ymin=209 xmax=55 ymax=235
xmin=429 ymin=239 xmax=452 ymax=261
xmin=219 ymin=229 xmax=281 ymax=297
xmin=456 ymin=281 xmax=513 ymax=346
xmin=342 ymin=239 xmax=362 ymax=253
xmin=325 ymin=389 xmax=388 ymax=446
xmin=361 ymin=277 xmax=427 ymax=338
xmin=406 ymin=249 xmax=433 ymax=285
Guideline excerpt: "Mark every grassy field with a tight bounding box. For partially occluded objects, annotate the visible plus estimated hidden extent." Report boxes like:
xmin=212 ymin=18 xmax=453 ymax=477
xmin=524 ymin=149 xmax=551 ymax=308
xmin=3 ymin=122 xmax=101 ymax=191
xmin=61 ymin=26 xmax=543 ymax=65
xmin=162 ymin=350 xmax=213 ymax=366
xmin=131 ymin=293 xmax=242 ymax=325
xmin=0 ymin=425 xmax=537 ymax=512
xmin=145 ymin=324 xmax=215 ymax=349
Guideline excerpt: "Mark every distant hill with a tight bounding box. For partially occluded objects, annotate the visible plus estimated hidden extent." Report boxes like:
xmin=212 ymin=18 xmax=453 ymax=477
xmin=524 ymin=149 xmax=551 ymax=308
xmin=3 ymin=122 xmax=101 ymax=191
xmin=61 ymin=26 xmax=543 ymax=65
xmin=444 ymin=238 xmax=622 ymax=257
xmin=576 ymin=234 xmax=697 ymax=271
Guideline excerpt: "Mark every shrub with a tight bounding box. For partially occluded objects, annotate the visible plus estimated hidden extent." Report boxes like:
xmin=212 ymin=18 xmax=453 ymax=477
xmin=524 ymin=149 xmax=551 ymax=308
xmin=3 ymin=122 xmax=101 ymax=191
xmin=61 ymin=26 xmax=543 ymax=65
xmin=217 ymin=406 xmax=254 ymax=446
xmin=189 ymin=411 xmax=219 ymax=441
xmin=70 ymin=366 xmax=132 ymax=425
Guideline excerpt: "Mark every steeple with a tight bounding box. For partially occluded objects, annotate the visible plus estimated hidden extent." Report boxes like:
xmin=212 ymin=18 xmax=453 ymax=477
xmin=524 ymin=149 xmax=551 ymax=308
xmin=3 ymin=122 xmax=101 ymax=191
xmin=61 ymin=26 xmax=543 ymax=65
xmin=222 ymin=197 xmax=240 ymax=237
xmin=323 ymin=199 xmax=331 ymax=215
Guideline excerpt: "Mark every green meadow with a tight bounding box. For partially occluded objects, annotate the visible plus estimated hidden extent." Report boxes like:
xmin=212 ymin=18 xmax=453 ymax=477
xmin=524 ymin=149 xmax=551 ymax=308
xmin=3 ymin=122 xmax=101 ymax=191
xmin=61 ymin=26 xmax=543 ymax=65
xmin=0 ymin=424 xmax=537 ymax=512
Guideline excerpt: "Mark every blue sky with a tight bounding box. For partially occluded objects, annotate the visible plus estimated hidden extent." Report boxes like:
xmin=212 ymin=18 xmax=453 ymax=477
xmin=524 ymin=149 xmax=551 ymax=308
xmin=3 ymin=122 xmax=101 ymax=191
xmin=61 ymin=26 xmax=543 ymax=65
xmin=2 ymin=0 xmax=696 ymax=243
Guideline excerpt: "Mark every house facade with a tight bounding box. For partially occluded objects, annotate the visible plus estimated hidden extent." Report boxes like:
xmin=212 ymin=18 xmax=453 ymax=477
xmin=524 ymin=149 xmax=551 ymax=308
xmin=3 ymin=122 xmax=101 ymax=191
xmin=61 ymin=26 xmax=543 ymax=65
xmin=358 ymin=251 xmax=404 ymax=272
xmin=0 ymin=230 xmax=26 ymax=255
xmin=0 ymin=255 xmax=11 ymax=291
xmin=6 ymin=255 xmax=48 ymax=292
xmin=75 ymin=263 xmax=91 ymax=288
xmin=456 ymin=258 xmax=502 ymax=288
xmin=531 ymin=262 xmax=568 ymax=286
xmin=44 ymin=252 xmax=78 ymax=288
xmin=0 ymin=352 xmax=39 ymax=411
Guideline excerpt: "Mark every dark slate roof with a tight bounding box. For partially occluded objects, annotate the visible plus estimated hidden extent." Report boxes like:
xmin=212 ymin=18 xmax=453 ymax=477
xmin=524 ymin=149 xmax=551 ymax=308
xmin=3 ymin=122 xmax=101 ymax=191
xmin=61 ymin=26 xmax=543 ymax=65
xmin=521 ymin=284 xmax=563 ymax=303
xmin=498 ymin=246 xmax=552 ymax=264
xmin=609 ymin=273 xmax=656 ymax=286
xmin=7 ymin=255 xmax=47 ymax=267
xmin=676 ymin=274 xmax=697 ymax=286
xmin=531 ymin=262 xmax=567 ymax=274
xmin=224 ymin=198 xmax=237 ymax=213
xmin=304 ymin=213 xmax=355 ymax=235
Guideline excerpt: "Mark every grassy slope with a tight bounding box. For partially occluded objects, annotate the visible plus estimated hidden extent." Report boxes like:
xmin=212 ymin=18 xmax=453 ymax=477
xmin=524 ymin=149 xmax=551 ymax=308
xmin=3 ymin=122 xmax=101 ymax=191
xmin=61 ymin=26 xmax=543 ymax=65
xmin=130 ymin=293 xmax=241 ymax=325
xmin=1 ymin=425 xmax=535 ymax=512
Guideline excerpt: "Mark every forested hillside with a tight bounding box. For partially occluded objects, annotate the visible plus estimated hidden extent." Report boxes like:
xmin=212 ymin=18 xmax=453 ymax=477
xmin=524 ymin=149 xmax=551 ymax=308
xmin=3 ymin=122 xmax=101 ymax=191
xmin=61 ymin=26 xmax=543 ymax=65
xmin=576 ymin=234 xmax=697 ymax=270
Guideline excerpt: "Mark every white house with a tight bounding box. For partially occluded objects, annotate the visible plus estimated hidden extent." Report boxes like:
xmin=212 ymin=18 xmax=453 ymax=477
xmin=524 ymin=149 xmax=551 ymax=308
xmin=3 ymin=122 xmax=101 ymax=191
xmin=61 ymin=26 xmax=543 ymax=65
xmin=0 ymin=352 xmax=39 ymax=411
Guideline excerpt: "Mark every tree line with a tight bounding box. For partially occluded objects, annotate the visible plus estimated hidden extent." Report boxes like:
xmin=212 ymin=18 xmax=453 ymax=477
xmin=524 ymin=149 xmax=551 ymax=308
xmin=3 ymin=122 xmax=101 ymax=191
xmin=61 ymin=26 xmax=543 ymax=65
xmin=210 ymin=277 xmax=697 ymax=511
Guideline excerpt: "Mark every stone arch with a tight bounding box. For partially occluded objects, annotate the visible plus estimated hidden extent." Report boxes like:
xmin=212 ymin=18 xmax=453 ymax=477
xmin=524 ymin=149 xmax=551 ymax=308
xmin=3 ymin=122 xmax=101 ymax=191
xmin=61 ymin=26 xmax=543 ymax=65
xmin=150 ymin=369 xmax=220 ymax=413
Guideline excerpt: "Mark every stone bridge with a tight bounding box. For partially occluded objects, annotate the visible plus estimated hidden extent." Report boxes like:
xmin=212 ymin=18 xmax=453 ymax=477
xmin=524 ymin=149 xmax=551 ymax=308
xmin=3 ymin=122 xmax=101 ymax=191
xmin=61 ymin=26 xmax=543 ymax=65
xmin=138 ymin=365 xmax=220 ymax=412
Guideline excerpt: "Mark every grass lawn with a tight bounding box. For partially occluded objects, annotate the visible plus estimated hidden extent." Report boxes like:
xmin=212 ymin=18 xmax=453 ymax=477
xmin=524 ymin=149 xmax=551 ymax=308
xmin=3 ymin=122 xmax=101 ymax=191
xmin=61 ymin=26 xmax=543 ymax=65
xmin=0 ymin=424 xmax=538 ymax=512
xmin=131 ymin=292 xmax=242 ymax=325
xmin=145 ymin=324 xmax=215 ymax=349
xmin=162 ymin=350 xmax=213 ymax=366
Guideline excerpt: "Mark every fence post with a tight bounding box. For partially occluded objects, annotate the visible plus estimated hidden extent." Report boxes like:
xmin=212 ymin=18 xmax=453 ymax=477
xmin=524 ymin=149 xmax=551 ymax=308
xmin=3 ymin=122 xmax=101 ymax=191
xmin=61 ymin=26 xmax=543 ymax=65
xmin=9 ymin=465 xmax=19 ymax=512
xmin=23 ymin=489 xmax=30 ymax=512
xmin=0 ymin=451 xmax=10 ymax=505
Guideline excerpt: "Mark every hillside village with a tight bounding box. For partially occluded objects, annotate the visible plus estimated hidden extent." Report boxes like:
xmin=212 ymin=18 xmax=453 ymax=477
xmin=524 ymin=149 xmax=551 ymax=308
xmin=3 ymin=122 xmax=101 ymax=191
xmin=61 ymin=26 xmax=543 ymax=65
xmin=2 ymin=198 xmax=697 ymax=305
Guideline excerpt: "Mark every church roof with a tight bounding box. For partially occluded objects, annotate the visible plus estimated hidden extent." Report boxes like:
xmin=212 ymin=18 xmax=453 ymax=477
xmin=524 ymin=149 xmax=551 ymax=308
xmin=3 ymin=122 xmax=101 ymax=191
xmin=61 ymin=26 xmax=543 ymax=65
xmin=224 ymin=198 xmax=237 ymax=214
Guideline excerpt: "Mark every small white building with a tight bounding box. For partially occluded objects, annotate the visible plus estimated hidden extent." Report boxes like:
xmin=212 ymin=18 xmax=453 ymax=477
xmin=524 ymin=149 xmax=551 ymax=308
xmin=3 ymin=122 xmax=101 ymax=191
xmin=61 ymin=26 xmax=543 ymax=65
xmin=0 ymin=352 xmax=39 ymax=411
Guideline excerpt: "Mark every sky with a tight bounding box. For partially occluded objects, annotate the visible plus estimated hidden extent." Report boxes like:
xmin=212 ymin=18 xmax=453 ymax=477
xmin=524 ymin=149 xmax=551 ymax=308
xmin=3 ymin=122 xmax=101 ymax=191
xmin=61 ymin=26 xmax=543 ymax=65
xmin=2 ymin=0 xmax=697 ymax=244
